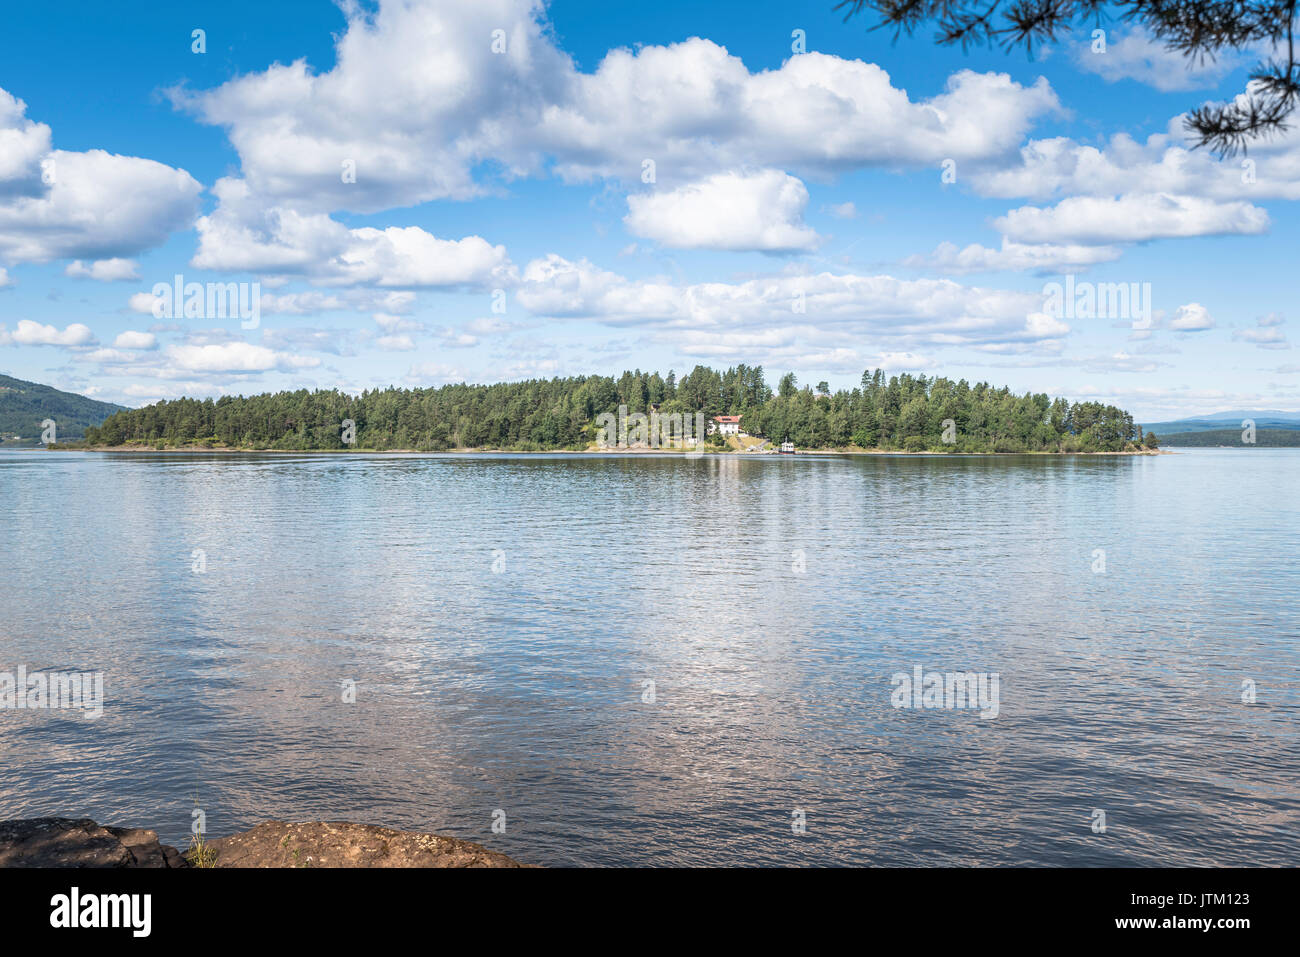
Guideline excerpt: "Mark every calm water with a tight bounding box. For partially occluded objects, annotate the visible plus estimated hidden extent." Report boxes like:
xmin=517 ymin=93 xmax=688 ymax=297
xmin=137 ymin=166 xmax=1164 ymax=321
xmin=0 ymin=449 xmax=1296 ymax=866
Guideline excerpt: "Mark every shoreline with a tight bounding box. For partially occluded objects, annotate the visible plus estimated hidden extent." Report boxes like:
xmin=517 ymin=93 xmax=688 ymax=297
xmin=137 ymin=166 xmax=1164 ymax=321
xmin=48 ymin=444 xmax=1175 ymax=456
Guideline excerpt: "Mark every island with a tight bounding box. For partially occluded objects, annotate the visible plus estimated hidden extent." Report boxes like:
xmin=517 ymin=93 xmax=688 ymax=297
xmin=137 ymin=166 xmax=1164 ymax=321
xmin=75 ymin=366 xmax=1160 ymax=454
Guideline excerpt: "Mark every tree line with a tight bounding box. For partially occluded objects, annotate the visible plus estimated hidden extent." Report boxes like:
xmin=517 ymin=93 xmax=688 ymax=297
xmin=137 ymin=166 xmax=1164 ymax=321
xmin=82 ymin=365 xmax=1154 ymax=453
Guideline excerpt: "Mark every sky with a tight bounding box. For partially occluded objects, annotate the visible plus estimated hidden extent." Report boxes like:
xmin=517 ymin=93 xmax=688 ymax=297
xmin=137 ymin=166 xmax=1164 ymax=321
xmin=0 ymin=0 xmax=1296 ymax=422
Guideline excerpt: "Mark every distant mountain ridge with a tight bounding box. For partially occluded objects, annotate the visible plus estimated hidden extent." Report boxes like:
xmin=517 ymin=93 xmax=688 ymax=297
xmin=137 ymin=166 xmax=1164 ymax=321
xmin=1156 ymin=428 xmax=1300 ymax=447
xmin=1147 ymin=410 xmax=1300 ymax=434
xmin=0 ymin=374 xmax=126 ymax=444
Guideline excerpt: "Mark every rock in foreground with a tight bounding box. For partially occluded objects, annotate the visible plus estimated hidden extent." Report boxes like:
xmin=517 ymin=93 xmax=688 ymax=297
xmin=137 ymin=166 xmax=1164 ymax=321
xmin=0 ymin=817 xmax=526 ymax=868
xmin=0 ymin=818 xmax=187 ymax=868
xmin=206 ymin=820 xmax=526 ymax=868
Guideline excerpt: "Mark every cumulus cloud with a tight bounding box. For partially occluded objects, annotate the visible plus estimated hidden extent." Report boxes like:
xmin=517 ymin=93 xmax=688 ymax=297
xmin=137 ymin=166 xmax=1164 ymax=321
xmin=192 ymin=179 xmax=513 ymax=287
xmin=0 ymin=88 xmax=51 ymax=198
xmin=168 ymin=0 xmax=1065 ymax=294
xmin=994 ymin=193 xmax=1269 ymax=245
xmin=4 ymin=318 xmax=97 ymax=346
xmin=179 ymin=1 xmax=1059 ymax=215
xmin=0 ymin=88 xmax=201 ymax=265
xmin=515 ymin=255 xmax=1071 ymax=360
xmin=538 ymin=48 xmax=1058 ymax=185
xmin=624 ymin=170 xmax=820 ymax=252
xmin=910 ymin=103 xmax=1300 ymax=269
xmin=1169 ymin=302 xmax=1215 ymax=331
xmin=177 ymin=0 xmax=575 ymax=214
xmin=66 ymin=258 xmax=140 ymax=281
xmin=967 ymin=126 xmax=1300 ymax=203
xmin=163 ymin=0 xmax=1068 ymax=285
xmin=111 ymin=330 xmax=157 ymax=350
xmin=972 ymin=89 xmax=1300 ymax=209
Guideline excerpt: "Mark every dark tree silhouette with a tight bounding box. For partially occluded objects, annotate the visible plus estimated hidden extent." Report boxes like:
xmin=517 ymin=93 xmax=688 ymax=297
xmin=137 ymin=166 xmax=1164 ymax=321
xmin=834 ymin=0 xmax=1299 ymax=155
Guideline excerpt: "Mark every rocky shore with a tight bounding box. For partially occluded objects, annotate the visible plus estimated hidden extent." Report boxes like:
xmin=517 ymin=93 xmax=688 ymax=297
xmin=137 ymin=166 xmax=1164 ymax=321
xmin=0 ymin=818 xmax=527 ymax=868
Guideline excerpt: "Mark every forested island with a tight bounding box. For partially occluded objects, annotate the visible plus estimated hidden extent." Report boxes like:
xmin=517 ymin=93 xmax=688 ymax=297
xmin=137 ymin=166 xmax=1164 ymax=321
xmin=80 ymin=366 xmax=1158 ymax=453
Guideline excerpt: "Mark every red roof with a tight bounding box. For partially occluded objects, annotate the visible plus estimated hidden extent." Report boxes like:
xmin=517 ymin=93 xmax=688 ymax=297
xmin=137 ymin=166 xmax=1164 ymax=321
xmin=713 ymin=415 xmax=742 ymax=423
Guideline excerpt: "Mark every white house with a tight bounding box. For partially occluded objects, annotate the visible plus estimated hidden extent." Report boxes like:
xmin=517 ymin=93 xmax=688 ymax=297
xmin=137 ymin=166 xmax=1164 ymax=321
xmin=711 ymin=415 xmax=743 ymax=436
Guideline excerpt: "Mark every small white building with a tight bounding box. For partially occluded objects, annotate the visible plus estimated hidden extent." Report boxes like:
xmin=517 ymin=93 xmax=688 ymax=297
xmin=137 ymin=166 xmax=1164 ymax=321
xmin=711 ymin=415 xmax=743 ymax=436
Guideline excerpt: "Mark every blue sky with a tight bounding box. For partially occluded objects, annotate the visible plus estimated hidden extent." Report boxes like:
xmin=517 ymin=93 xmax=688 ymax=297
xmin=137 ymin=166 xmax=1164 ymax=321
xmin=0 ymin=0 xmax=1295 ymax=421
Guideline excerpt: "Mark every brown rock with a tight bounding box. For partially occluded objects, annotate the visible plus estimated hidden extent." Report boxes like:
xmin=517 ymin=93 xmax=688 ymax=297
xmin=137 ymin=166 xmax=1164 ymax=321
xmin=0 ymin=818 xmax=187 ymax=868
xmin=0 ymin=817 xmax=528 ymax=868
xmin=205 ymin=820 xmax=529 ymax=868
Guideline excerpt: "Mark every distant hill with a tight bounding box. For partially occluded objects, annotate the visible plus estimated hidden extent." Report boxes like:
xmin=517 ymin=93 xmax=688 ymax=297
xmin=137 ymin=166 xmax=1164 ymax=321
xmin=1147 ymin=410 xmax=1300 ymax=434
xmin=0 ymin=374 xmax=126 ymax=445
xmin=1157 ymin=428 xmax=1300 ymax=447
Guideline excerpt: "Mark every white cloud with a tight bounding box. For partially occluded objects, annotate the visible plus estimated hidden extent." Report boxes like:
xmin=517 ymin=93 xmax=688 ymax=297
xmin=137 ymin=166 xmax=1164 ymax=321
xmin=192 ymin=178 xmax=513 ymax=287
xmin=179 ymin=0 xmax=575 ymax=214
xmin=909 ymin=238 xmax=1122 ymax=274
xmin=0 ymin=88 xmax=201 ymax=264
xmin=163 ymin=0 xmax=1067 ymax=289
xmin=994 ymin=193 xmax=1269 ymax=245
xmin=178 ymin=0 xmax=1059 ymax=242
xmin=625 ymin=170 xmax=820 ymax=252
xmin=516 ymin=255 xmax=1070 ymax=357
xmin=66 ymin=258 xmax=140 ymax=281
xmin=537 ymin=47 xmax=1060 ymax=185
xmin=83 ymin=348 xmax=140 ymax=363
xmin=127 ymin=292 xmax=156 ymax=314
xmin=111 ymin=330 xmax=158 ymax=350
xmin=967 ymin=124 xmax=1300 ymax=204
xmin=1075 ymin=28 xmax=1248 ymax=92
xmin=260 ymin=326 xmax=353 ymax=355
xmin=822 ymin=201 xmax=858 ymax=219
xmin=1169 ymin=303 xmax=1215 ymax=331
xmin=0 ymin=88 xmax=51 ymax=196
xmin=6 ymin=318 xmax=97 ymax=346
xmin=435 ymin=328 xmax=479 ymax=348
xmin=164 ymin=342 xmax=321 ymax=372
xmin=1233 ymin=313 xmax=1289 ymax=348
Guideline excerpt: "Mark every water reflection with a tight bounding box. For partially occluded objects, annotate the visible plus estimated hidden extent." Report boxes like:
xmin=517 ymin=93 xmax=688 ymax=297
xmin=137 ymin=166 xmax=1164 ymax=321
xmin=0 ymin=449 xmax=1296 ymax=865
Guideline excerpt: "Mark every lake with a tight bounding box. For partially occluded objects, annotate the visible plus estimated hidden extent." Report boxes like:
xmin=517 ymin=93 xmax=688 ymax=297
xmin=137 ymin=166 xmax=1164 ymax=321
xmin=0 ymin=448 xmax=1296 ymax=866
